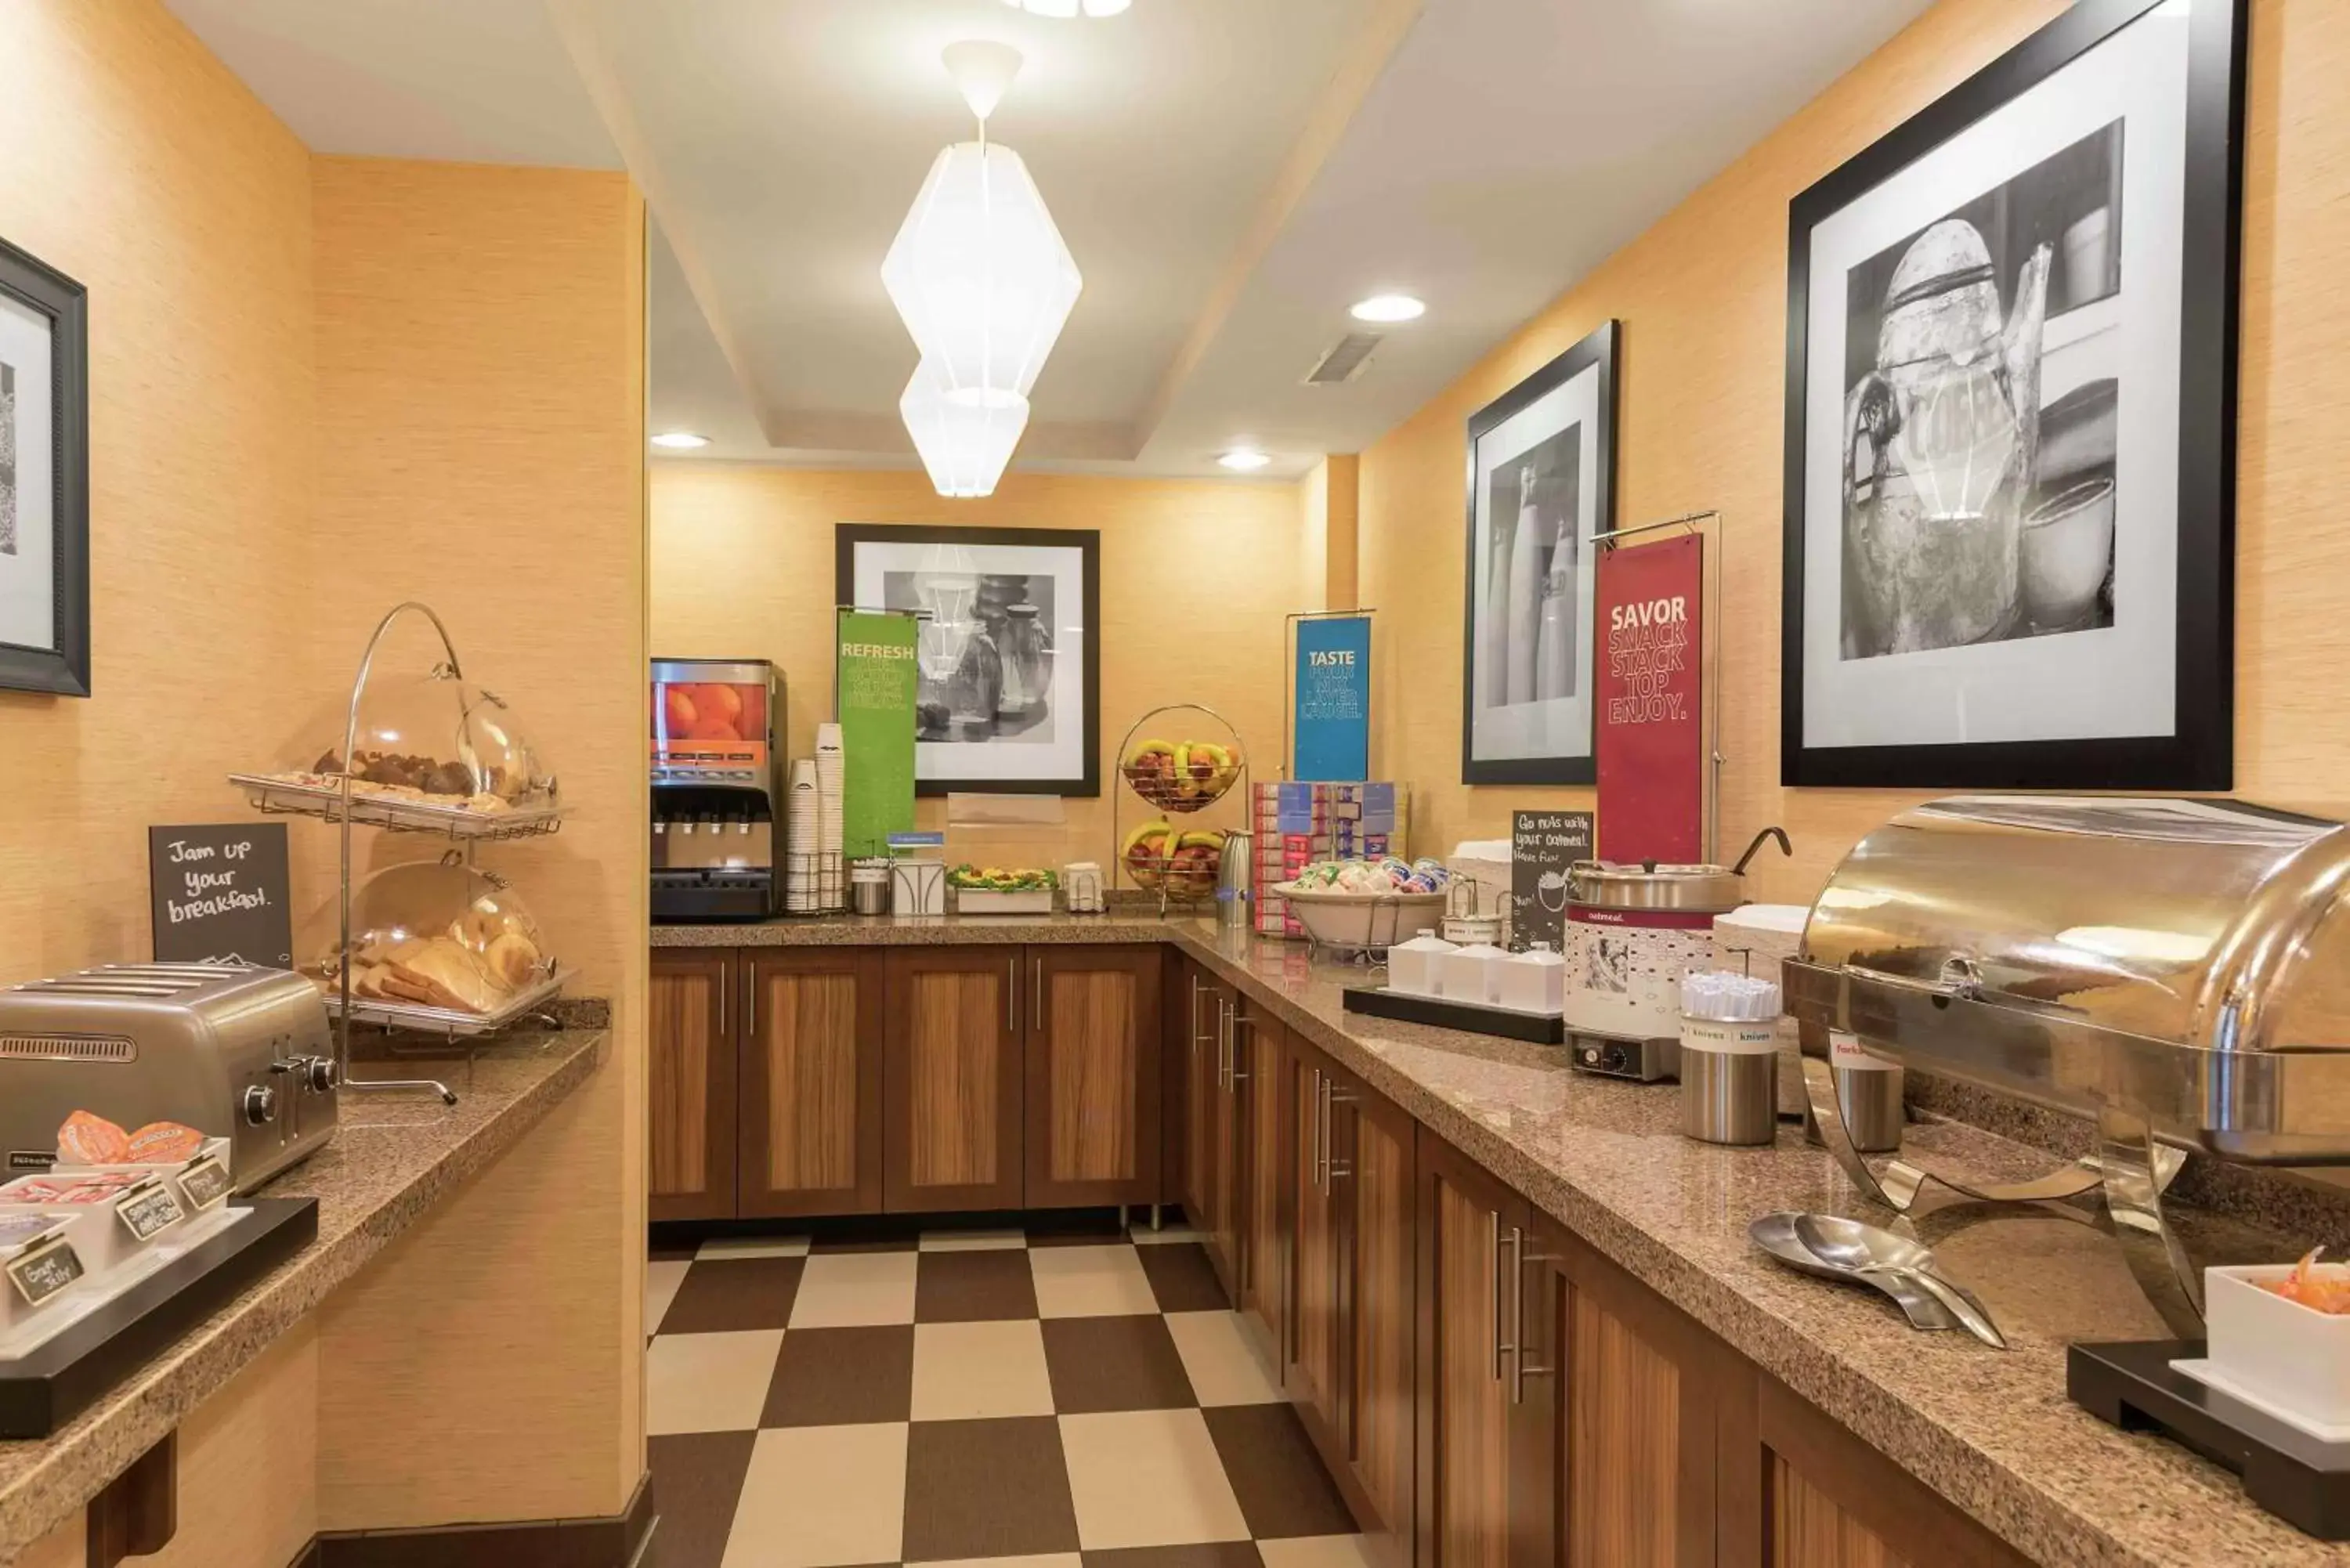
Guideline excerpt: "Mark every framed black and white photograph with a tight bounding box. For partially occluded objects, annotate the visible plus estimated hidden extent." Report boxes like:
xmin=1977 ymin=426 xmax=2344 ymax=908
xmin=1461 ymin=319 xmax=1618 ymax=786
xmin=1783 ymin=0 xmax=2243 ymax=789
xmin=837 ymin=523 xmax=1101 ymax=796
xmin=0 ymin=237 xmax=90 ymax=698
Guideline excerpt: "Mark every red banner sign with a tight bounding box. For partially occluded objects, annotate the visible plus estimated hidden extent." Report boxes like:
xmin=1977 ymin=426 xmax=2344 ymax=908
xmin=1595 ymin=532 xmax=1703 ymax=865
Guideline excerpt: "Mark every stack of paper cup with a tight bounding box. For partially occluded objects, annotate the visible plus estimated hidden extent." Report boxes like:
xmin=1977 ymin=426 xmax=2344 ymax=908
xmin=815 ymin=724 xmax=846 ymax=911
xmin=786 ymin=758 xmax=819 ymax=913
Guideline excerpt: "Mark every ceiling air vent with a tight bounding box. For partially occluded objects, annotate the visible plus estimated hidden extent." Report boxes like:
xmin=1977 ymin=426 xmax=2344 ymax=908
xmin=1303 ymin=331 xmax=1382 ymax=386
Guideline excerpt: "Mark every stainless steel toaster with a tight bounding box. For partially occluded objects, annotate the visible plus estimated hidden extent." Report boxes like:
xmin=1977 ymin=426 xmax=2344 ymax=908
xmin=0 ymin=963 xmax=338 ymax=1193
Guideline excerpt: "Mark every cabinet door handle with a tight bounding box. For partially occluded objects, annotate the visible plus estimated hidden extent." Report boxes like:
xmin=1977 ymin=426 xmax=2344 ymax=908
xmin=745 ymin=968 xmax=757 ymax=1039
xmin=1228 ymin=1010 xmax=1250 ymax=1084
xmin=1007 ymin=957 xmax=1018 ymax=1033
xmin=1317 ymin=1074 xmax=1335 ymax=1194
xmin=1033 ymin=959 xmax=1043 ymax=1029
xmin=1489 ymin=1208 xmax=1507 ymax=1382
xmin=1308 ymin=1068 xmax=1323 ymax=1190
xmin=1325 ymin=1082 xmax=1350 ymax=1183
xmin=718 ymin=964 xmax=730 ymax=1039
xmin=1505 ymin=1223 xmax=1526 ymax=1403
xmin=1512 ymin=1231 xmax=1559 ymax=1404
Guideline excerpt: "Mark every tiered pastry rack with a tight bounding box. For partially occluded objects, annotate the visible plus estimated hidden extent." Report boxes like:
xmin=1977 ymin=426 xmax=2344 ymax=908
xmin=230 ymin=602 xmax=571 ymax=1101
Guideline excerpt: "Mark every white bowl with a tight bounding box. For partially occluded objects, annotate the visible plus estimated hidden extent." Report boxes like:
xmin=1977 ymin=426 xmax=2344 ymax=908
xmin=2189 ymin=1263 xmax=2350 ymax=1431
xmin=1271 ymin=883 xmax=1448 ymax=954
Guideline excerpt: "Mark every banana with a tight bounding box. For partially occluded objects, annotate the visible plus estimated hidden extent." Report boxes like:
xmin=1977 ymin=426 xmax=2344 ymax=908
xmin=1124 ymin=738 xmax=1177 ymax=768
xmin=1177 ymin=829 xmax=1225 ymax=851
xmin=1195 ymin=742 xmax=1231 ymax=768
xmin=1121 ymin=819 xmax=1173 ymax=856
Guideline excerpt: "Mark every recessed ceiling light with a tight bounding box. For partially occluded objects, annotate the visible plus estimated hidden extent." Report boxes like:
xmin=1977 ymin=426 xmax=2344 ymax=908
xmin=1350 ymin=294 xmax=1426 ymax=323
xmin=1002 ymin=0 xmax=1131 ymax=14
xmin=1219 ymin=448 xmax=1273 ymax=471
xmin=650 ymin=431 xmax=710 ymax=450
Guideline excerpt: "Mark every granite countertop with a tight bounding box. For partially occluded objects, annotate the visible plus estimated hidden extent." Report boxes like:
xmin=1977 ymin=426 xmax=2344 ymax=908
xmin=0 ymin=1029 xmax=608 ymax=1561
xmin=1163 ymin=923 xmax=2342 ymax=1568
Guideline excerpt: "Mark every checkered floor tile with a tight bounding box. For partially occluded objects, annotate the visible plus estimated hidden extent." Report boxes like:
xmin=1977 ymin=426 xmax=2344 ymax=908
xmin=645 ymin=1215 xmax=1372 ymax=1568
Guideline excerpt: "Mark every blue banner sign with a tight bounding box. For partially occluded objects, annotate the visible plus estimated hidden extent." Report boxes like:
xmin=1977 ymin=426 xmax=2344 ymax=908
xmin=1292 ymin=616 xmax=1372 ymax=782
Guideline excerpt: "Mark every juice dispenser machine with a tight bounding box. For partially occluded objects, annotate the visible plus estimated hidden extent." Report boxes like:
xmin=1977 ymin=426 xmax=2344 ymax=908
xmin=652 ymin=658 xmax=783 ymax=922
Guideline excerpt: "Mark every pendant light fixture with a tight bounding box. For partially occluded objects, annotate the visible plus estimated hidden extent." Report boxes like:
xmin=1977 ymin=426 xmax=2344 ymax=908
xmin=901 ymin=356 xmax=1029 ymax=498
xmin=884 ymin=41 xmax=1082 ymax=496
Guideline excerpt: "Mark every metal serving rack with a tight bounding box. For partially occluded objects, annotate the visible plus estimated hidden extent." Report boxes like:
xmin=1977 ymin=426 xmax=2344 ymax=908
xmin=1783 ymin=795 xmax=2350 ymax=1337
xmin=232 ymin=602 xmax=573 ymax=1104
xmin=1112 ymin=702 xmax=1250 ymax=918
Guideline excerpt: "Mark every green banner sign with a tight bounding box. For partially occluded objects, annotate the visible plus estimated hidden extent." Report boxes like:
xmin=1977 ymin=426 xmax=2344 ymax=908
xmin=837 ymin=611 xmax=919 ymax=858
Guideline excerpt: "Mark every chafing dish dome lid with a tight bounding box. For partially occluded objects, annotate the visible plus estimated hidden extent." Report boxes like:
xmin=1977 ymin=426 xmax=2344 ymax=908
xmin=1799 ymin=796 xmax=2350 ymax=1054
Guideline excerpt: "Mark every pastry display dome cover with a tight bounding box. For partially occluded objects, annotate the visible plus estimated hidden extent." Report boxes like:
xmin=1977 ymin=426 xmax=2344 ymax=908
xmin=306 ymin=858 xmax=562 ymax=1031
xmin=236 ymin=667 xmax=561 ymax=838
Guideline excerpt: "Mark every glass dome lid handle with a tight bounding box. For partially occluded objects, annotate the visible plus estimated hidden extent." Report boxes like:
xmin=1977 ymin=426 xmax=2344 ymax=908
xmin=336 ymin=601 xmax=465 ymax=1107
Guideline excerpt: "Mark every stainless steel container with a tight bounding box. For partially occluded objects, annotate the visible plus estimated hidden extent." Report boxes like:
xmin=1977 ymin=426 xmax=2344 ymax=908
xmin=1680 ymin=1017 xmax=1777 ymax=1146
xmin=1784 ymin=795 xmax=2350 ymax=1331
xmin=849 ymin=858 xmax=892 ymax=916
xmin=1216 ymin=831 xmax=1253 ymax=928
xmin=1786 ymin=796 xmax=2350 ymax=1162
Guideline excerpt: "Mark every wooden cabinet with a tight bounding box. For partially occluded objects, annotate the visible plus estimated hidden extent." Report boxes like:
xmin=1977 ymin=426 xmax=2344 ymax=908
xmin=1235 ymin=1007 xmax=1285 ymax=1336
xmin=882 ymin=946 xmax=1025 ymax=1212
xmin=1734 ymin=1375 xmax=2036 ymax=1568
xmin=649 ymin=951 xmax=736 ymax=1222
xmin=1413 ymin=1129 xmax=1522 ymax=1568
xmin=1518 ymin=1212 xmax=1723 ymax=1568
xmin=1282 ymin=1038 xmax=1414 ymax=1562
xmin=739 ymin=949 xmax=884 ymax=1218
xmin=1024 ymin=945 xmax=1162 ymax=1207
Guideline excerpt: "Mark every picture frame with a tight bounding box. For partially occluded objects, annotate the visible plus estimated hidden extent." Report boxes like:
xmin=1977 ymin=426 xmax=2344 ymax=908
xmin=0 ymin=236 xmax=91 ymax=698
xmin=835 ymin=522 xmax=1101 ymax=797
xmin=1781 ymin=0 xmax=2245 ymax=789
xmin=1460 ymin=319 xmax=1618 ymax=786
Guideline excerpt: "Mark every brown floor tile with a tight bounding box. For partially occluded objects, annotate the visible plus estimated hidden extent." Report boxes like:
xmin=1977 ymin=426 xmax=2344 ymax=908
xmin=1026 ymin=1210 xmax=1130 ymax=1247
xmin=1042 ymin=1315 xmax=1198 ymax=1413
xmin=916 ymin=1247 xmax=1042 ymax=1321
xmin=1134 ymin=1243 xmax=1230 ymax=1313
xmin=761 ymin=1324 xmax=914 ymax=1428
xmin=1199 ymin=1404 xmax=1356 ymax=1539
xmin=1083 ymin=1546 xmax=1264 ymax=1568
xmin=660 ymin=1256 xmax=804 ymax=1335
xmin=902 ymin=1416 xmax=1083 ymax=1562
xmin=646 ymin=1429 xmax=755 ymax=1567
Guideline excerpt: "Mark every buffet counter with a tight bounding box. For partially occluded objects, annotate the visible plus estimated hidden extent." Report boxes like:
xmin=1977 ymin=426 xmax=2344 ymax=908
xmin=0 ymin=1028 xmax=609 ymax=1561
xmin=656 ymin=912 xmax=2334 ymax=1567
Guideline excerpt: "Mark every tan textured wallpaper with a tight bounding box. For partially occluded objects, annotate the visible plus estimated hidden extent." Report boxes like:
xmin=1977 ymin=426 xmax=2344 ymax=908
xmin=0 ymin=0 xmax=317 ymax=981
xmin=309 ymin=155 xmax=649 ymax=1524
xmin=649 ymin=464 xmax=1314 ymax=870
xmin=1360 ymin=0 xmax=2350 ymax=905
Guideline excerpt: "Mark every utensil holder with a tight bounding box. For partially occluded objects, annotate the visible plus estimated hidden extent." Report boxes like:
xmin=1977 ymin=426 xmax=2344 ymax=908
xmin=1680 ymin=1017 xmax=1777 ymax=1146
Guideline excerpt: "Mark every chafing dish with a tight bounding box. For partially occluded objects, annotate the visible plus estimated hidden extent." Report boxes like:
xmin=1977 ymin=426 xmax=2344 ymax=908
xmin=1784 ymin=796 xmax=2350 ymax=1331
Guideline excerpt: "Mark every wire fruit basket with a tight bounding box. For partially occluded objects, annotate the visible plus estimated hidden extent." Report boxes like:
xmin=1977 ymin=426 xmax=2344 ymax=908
xmin=1113 ymin=703 xmax=1249 ymax=913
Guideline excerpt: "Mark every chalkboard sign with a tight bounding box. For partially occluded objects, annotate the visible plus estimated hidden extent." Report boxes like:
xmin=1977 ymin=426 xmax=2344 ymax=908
xmin=1509 ymin=810 xmax=1593 ymax=954
xmin=148 ymin=823 xmax=293 ymax=968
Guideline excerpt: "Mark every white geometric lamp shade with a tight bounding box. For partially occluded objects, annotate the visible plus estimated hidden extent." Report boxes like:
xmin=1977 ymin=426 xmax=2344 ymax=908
xmin=902 ymin=356 xmax=1029 ymax=498
xmin=881 ymin=140 xmax=1082 ymax=406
